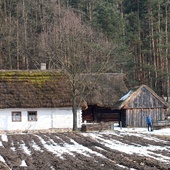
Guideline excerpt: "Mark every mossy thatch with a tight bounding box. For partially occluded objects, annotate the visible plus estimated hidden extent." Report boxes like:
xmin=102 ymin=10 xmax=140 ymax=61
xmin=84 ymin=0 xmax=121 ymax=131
xmin=0 ymin=71 xmax=130 ymax=109
xmin=82 ymin=73 xmax=130 ymax=107
xmin=0 ymin=70 xmax=72 ymax=108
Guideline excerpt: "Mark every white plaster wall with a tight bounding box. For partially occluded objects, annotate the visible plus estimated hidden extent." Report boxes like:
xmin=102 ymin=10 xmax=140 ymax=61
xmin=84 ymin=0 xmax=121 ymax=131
xmin=52 ymin=108 xmax=82 ymax=129
xmin=0 ymin=108 xmax=82 ymax=131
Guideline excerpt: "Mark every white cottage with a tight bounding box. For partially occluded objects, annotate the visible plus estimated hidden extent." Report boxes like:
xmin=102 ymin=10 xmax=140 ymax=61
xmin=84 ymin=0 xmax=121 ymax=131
xmin=0 ymin=70 xmax=82 ymax=131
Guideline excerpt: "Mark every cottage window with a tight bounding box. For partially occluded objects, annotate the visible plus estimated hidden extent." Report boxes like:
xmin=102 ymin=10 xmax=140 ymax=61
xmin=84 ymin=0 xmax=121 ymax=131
xmin=12 ymin=112 xmax=22 ymax=122
xmin=28 ymin=111 xmax=37 ymax=121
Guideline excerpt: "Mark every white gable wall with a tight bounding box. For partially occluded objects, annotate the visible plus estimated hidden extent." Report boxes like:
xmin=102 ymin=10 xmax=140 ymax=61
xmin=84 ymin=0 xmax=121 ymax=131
xmin=0 ymin=108 xmax=82 ymax=131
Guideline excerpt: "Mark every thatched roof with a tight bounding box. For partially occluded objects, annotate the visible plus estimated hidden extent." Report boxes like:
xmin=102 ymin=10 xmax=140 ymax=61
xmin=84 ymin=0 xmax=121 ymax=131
xmin=0 ymin=71 xmax=130 ymax=109
xmin=113 ymin=84 xmax=168 ymax=109
xmin=82 ymin=73 xmax=130 ymax=107
xmin=0 ymin=70 xmax=72 ymax=108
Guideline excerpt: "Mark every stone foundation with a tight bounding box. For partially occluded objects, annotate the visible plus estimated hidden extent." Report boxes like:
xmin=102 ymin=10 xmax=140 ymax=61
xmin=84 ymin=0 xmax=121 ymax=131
xmin=0 ymin=128 xmax=74 ymax=134
xmin=81 ymin=122 xmax=115 ymax=132
xmin=0 ymin=123 xmax=115 ymax=134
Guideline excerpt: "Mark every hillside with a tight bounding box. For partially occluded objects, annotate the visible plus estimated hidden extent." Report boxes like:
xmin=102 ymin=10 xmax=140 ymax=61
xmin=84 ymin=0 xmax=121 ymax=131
xmin=0 ymin=128 xmax=170 ymax=170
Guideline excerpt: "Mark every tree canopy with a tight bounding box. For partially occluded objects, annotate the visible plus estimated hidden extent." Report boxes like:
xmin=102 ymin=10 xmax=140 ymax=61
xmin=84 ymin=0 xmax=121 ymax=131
xmin=0 ymin=0 xmax=170 ymax=98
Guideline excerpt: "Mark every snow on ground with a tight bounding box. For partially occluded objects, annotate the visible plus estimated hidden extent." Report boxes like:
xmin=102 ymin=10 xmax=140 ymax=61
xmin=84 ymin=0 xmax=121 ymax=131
xmin=82 ymin=126 xmax=170 ymax=164
xmin=0 ymin=141 xmax=3 ymax=147
xmin=83 ymin=130 xmax=170 ymax=163
xmin=1 ymin=134 xmax=8 ymax=142
xmin=67 ymin=138 xmax=107 ymax=158
xmin=0 ymin=155 xmax=5 ymax=162
xmin=0 ymin=155 xmax=11 ymax=170
xmin=0 ymin=126 xmax=170 ymax=168
xmin=114 ymin=125 xmax=170 ymax=136
xmin=0 ymin=134 xmax=8 ymax=147
xmin=34 ymin=134 xmax=107 ymax=159
xmin=34 ymin=134 xmax=75 ymax=159
xmin=20 ymin=140 xmax=31 ymax=156
xmin=20 ymin=160 xmax=27 ymax=167
xmin=30 ymin=140 xmax=42 ymax=152
xmin=32 ymin=126 xmax=170 ymax=163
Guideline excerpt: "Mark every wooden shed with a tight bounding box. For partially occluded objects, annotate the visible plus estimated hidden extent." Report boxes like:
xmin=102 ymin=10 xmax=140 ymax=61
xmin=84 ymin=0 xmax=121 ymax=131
xmin=113 ymin=85 xmax=168 ymax=127
xmin=82 ymin=73 xmax=130 ymax=123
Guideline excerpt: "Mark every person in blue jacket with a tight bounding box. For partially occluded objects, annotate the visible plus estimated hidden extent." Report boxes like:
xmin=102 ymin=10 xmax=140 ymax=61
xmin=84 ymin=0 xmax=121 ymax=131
xmin=146 ymin=115 xmax=153 ymax=131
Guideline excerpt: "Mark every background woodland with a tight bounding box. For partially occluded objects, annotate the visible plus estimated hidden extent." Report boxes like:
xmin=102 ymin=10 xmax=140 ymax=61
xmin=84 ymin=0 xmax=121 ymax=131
xmin=0 ymin=0 xmax=170 ymax=100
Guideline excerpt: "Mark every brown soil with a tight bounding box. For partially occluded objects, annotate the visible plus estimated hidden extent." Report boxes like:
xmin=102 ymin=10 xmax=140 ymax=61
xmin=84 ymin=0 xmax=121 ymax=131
xmin=0 ymin=131 xmax=170 ymax=170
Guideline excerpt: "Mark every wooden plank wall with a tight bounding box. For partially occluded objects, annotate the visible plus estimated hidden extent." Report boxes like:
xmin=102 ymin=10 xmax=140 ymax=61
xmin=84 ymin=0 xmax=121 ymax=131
xmin=82 ymin=106 xmax=119 ymax=123
xmin=128 ymin=87 xmax=166 ymax=109
xmin=96 ymin=113 xmax=119 ymax=122
xmin=126 ymin=108 xmax=166 ymax=127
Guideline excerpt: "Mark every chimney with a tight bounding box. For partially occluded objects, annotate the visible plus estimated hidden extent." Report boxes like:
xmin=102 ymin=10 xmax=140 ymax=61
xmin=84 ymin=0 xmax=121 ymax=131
xmin=41 ymin=63 xmax=46 ymax=70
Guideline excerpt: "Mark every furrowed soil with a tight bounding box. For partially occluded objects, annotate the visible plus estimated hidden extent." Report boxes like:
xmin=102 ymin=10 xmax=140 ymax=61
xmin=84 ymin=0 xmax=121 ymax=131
xmin=0 ymin=131 xmax=170 ymax=170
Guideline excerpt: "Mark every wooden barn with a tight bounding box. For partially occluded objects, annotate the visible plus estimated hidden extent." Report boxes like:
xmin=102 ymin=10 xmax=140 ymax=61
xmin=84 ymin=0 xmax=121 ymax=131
xmin=82 ymin=73 xmax=129 ymax=123
xmin=113 ymin=85 xmax=168 ymax=127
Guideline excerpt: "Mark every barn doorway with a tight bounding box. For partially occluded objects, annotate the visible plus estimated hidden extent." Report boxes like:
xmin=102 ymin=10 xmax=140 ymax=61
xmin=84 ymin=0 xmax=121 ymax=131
xmin=82 ymin=105 xmax=119 ymax=123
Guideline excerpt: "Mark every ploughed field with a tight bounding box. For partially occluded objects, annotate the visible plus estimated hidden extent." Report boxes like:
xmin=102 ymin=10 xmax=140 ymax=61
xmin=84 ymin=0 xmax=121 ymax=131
xmin=0 ymin=130 xmax=170 ymax=170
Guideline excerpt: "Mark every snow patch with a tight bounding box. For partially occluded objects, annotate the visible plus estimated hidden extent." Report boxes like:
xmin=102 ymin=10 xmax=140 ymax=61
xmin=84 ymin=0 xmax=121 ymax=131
xmin=11 ymin=147 xmax=16 ymax=152
xmin=35 ymin=134 xmax=107 ymax=160
xmin=1 ymin=134 xmax=8 ymax=142
xmin=117 ymin=164 xmax=137 ymax=170
xmin=31 ymin=140 xmax=42 ymax=152
xmin=95 ymin=146 xmax=107 ymax=151
xmin=119 ymin=90 xmax=132 ymax=101
xmin=50 ymin=166 xmax=55 ymax=170
xmin=35 ymin=135 xmax=74 ymax=159
xmin=83 ymin=130 xmax=170 ymax=163
xmin=20 ymin=141 xmax=31 ymax=155
xmin=0 ymin=155 xmax=5 ymax=162
xmin=68 ymin=138 xmax=106 ymax=158
xmin=20 ymin=160 xmax=27 ymax=167
xmin=114 ymin=126 xmax=170 ymax=136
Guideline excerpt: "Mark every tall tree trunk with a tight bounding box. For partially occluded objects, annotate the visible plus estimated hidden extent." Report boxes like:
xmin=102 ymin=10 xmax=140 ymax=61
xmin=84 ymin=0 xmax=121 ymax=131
xmin=22 ymin=0 xmax=28 ymax=69
xmin=120 ymin=0 xmax=125 ymax=45
xmin=16 ymin=3 xmax=20 ymax=70
xmin=72 ymin=78 xmax=78 ymax=131
xmin=8 ymin=10 xmax=12 ymax=69
xmin=165 ymin=2 xmax=169 ymax=101
xmin=137 ymin=0 xmax=142 ymax=84
xmin=157 ymin=1 xmax=163 ymax=95
xmin=149 ymin=0 xmax=157 ymax=90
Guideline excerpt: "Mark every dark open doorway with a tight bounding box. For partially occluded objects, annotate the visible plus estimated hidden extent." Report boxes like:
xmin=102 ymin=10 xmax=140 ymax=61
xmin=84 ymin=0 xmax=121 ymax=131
xmin=82 ymin=105 xmax=120 ymax=123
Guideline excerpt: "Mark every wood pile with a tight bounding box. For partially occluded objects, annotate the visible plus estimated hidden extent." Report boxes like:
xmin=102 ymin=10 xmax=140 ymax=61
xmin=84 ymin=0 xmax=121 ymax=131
xmin=153 ymin=120 xmax=170 ymax=130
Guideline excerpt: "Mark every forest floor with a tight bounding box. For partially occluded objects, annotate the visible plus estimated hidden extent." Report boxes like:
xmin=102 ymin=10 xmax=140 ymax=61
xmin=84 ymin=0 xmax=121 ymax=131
xmin=0 ymin=128 xmax=170 ymax=170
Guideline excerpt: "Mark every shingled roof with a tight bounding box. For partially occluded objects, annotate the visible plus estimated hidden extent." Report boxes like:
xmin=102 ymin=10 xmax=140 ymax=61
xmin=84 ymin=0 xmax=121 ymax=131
xmin=0 ymin=71 xmax=130 ymax=109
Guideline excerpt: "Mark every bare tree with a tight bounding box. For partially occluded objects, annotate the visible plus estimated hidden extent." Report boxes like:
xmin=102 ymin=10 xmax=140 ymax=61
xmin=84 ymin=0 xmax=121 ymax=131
xmin=39 ymin=5 xmax=116 ymax=131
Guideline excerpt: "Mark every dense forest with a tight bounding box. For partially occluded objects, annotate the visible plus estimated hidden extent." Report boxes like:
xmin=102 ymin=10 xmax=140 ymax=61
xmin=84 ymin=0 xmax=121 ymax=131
xmin=0 ymin=0 xmax=170 ymax=99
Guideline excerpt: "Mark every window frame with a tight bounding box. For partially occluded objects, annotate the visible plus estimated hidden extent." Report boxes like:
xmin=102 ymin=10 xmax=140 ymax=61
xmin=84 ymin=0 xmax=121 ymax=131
xmin=27 ymin=111 xmax=37 ymax=122
xmin=12 ymin=112 xmax=22 ymax=122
